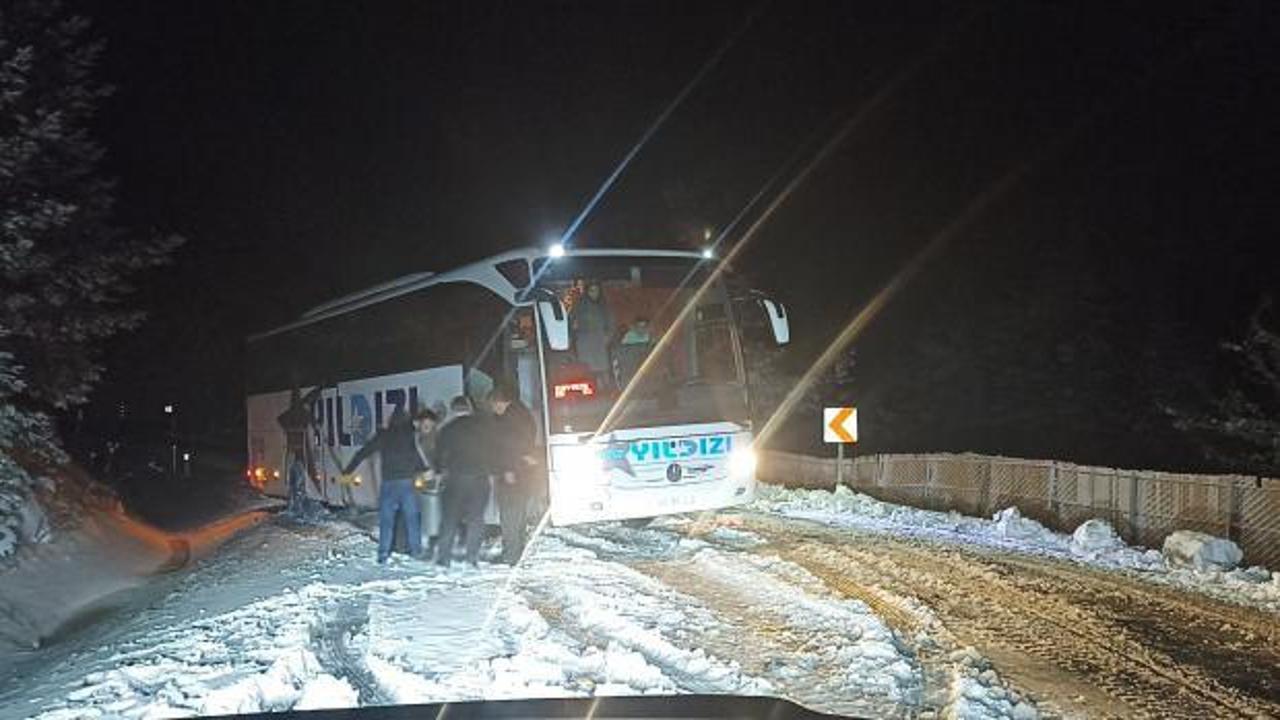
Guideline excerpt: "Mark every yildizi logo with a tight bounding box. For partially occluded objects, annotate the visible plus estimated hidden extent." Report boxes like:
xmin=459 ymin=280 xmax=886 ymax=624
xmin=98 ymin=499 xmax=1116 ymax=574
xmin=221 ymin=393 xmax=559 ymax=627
xmin=600 ymin=435 xmax=733 ymax=477
xmin=315 ymin=385 xmax=421 ymax=448
xmin=630 ymin=435 xmax=732 ymax=464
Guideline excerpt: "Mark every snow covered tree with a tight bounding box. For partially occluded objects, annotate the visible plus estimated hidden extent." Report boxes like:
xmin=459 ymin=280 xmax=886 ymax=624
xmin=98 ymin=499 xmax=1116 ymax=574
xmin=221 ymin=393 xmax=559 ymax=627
xmin=1170 ymin=298 xmax=1280 ymax=475
xmin=1 ymin=1 xmax=181 ymax=555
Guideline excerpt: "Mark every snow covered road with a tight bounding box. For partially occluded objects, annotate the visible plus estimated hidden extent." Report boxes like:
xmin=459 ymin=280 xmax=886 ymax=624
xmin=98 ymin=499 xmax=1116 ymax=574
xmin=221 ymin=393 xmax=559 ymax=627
xmin=1 ymin=485 xmax=1277 ymax=719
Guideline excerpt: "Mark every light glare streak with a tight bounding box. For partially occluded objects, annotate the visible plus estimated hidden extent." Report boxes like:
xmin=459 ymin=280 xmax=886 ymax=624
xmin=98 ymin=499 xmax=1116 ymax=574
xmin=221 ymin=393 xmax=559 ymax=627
xmin=592 ymin=56 xmax=926 ymax=439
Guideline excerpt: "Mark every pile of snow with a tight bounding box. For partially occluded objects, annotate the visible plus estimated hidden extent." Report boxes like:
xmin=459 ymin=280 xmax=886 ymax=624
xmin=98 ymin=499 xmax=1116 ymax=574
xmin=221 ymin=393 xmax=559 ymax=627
xmin=1161 ymin=530 xmax=1244 ymax=571
xmin=200 ymin=648 xmax=331 ymax=715
xmin=755 ymin=483 xmax=873 ymax=514
xmin=945 ymin=647 xmax=1038 ymax=720
xmin=992 ymin=507 xmax=1063 ymax=549
xmin=294 ymin=675 xmax=359 ymax=710
xmin=1070 ymin=519 xmax=1125 ymax=556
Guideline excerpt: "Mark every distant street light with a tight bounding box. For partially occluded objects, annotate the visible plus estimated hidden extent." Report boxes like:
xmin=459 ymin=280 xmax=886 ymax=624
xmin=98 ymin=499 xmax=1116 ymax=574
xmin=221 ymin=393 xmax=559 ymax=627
xmin=163 ymin=404 xmax=174 ymax=414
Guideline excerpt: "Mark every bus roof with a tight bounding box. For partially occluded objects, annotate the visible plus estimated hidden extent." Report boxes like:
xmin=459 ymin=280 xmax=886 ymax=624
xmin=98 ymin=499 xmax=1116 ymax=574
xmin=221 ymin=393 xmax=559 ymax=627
xmin=248 ymin=246 xmax=708 ymax=342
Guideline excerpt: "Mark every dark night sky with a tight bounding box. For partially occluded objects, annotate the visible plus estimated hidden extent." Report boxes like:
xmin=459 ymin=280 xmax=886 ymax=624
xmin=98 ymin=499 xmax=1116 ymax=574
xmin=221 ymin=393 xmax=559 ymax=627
xmin=74 ymin=1 xmax=1278 ymax=469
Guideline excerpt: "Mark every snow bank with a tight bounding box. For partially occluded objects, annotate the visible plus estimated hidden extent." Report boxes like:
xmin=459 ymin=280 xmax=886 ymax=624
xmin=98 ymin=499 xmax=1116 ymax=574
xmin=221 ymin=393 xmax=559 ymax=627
xmin=752 ymin=483 xmax=1280 ymax=613
xmin=0 ymin=506 xmax=270 ymax=650
xmin=0 ymin=484 xmax=50 ymax=560
xmin=1161 ymin=530 xmax=1244 ymax=571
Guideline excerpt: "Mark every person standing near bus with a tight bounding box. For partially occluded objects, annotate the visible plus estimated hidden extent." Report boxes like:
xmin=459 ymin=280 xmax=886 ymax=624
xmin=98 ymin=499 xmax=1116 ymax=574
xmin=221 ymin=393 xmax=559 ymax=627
xmin=341 ymin=407 xmax=427 ymax=563
xmin=433 ymin=395 xmax=492 ymax=568
xmin=489 ymin=384 xmax=537 ymax=565
xmin=413 ymin=407 xmax=443 ymax=556
xmin=277 ymin=385 xmax=321 ymax=513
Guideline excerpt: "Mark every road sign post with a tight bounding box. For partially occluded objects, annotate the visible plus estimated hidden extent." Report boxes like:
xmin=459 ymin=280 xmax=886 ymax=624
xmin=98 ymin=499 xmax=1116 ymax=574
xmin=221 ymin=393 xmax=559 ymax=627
xmin=824 ymin=407 xmax=858 ymax=487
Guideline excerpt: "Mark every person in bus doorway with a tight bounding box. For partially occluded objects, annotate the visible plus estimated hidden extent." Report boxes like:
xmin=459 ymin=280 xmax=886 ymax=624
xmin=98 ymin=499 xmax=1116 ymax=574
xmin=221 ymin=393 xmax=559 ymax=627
xmin=341 ymin=407 xmax=427 ymax=564
xmin=433 ymin=395 xmax=492 ymax=568
xmin=490 ymin=384 xmax=538 ymax=565
xmin=570 ymin=280 xmax=614 ymax=389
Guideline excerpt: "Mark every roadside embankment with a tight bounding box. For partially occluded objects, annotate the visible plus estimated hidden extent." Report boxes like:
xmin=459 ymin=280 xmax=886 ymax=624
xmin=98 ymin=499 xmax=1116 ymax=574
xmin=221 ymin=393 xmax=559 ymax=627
xmin=0 ymin=505 xmax=271 ymax=649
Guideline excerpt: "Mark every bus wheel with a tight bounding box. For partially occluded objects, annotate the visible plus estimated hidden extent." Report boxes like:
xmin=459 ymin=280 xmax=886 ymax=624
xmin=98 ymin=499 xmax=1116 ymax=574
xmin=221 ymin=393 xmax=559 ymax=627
xmin=623 ymin=517 xmax=653 ymax=529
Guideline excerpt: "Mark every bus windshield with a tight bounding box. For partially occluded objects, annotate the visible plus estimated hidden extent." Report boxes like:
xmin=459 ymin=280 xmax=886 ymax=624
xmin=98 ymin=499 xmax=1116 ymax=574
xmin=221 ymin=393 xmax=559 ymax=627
xmin=535 ymin=255 xmax=750 ymax=434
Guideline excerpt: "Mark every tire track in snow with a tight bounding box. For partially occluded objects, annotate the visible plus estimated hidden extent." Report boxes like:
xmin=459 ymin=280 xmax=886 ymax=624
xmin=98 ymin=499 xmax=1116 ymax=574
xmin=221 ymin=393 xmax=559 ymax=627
xmin=310 ymin=597 xmax=392 ymax=707
xmin=514 ymin=540 xmax=768 ymax=698
xmin=647 ymin=518 xmax=1036 ymax=719
xmin=990 ymin=553 xmax=1280 ymax=701
xmin=630 ymin=547 xmax=927 ymax=719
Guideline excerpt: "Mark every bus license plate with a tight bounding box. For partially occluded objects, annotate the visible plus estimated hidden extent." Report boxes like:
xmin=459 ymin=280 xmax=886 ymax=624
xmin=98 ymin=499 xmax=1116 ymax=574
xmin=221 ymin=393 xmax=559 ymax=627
xmin=658 ymin=493 xmax=697 ymax=509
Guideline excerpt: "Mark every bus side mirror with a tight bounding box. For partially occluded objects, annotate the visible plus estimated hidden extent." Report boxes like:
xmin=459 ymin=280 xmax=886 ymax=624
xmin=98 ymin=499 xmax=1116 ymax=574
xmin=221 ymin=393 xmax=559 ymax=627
xmin=759 ymin=297 xmax=790 ymax=345
xmin=538 ymin=297 xmax=571 ymax=351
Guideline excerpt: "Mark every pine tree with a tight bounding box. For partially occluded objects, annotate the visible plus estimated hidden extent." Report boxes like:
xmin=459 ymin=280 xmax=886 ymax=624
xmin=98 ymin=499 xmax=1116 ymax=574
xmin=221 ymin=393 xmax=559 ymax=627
xmin=1170 ymin=298 xmax=1280 ymax=475
xmin=1 ymin=1 xmax=181 ymax=555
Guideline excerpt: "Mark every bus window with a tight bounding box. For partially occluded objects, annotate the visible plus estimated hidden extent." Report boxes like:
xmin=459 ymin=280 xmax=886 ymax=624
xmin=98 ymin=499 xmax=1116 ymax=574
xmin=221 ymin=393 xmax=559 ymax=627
xmin=536 ymin=256 xmax=750 ymax=432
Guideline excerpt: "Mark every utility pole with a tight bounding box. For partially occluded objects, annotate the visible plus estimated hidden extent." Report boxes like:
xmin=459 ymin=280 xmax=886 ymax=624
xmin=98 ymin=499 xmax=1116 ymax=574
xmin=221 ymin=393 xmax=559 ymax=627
xmin=164 ymin=404 xmax=176 ymax=478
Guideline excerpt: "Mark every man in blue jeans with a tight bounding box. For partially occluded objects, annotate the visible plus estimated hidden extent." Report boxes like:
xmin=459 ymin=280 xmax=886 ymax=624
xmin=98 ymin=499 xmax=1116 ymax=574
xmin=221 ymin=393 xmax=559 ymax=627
xmin=342 ymin=407 xmax=431 ymax=563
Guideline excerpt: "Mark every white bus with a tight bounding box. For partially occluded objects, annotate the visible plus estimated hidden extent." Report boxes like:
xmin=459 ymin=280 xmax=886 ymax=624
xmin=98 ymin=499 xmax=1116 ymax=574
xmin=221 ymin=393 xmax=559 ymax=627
xmin=244 ymin=247 xmax=790 ymax=526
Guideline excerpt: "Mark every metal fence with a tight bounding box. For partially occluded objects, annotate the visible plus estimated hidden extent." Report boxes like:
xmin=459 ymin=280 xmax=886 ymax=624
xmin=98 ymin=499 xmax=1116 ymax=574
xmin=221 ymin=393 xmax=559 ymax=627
xmin=758 ymin=450 xmax=1280 ymax=568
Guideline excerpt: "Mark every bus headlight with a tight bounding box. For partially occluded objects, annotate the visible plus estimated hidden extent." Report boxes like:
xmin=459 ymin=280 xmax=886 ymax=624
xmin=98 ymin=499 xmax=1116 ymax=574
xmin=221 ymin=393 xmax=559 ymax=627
xmin=558 ymin=444 xmax=603 ymax=481
xmin=729 ymin=446 xmax=757 ymax=476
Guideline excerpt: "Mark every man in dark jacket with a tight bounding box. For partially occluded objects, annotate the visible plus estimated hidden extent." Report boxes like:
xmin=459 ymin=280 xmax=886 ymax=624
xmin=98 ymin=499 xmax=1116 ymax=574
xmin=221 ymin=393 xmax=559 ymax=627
xmin=489 ymin=384 xmax=538 ymax=565
xmin=433 ymin=395 xmax=492 ymax=567
xmin=342 ymin=407 xmax=427 ymax=563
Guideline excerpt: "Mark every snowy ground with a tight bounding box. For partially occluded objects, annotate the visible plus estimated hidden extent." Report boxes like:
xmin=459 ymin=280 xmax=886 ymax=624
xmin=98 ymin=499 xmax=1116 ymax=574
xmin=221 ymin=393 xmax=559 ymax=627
xmin=0 ymin=512 xmax=1033 ymax=719
xmin=1 ymin=483 xmax=1276 ymax=719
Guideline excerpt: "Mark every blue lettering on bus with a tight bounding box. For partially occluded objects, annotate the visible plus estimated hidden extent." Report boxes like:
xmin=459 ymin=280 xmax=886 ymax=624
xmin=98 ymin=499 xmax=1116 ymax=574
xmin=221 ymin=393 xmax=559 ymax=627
xmin=312 ymin=401 xmax=325 ymax=446
xmin=385 ymin=388 xmax=406 ymax=420
xmin=325 ymin=397 xmax=335 ymax=447
xmin=336 ymin=393 xmax=352 ymax=447
xmin=310 ymin=383 xmax=436 ymax=448
xmin=625 ymin=435 xmax=731 ymax=465
xmin=349 ymin=394 xmax=373 ymax=445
